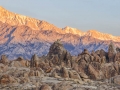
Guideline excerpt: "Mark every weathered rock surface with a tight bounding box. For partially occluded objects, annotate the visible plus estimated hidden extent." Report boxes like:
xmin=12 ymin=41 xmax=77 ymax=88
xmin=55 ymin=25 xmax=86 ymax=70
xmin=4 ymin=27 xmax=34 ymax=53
xmin=39 ymin=84 xmax=52 ymax=90
xmin=108 ymin=42 xmax=116 ymax=62
xmin=113 ymin=75 xmax=120 ymax=85
xmin=47 ymin=40 xmax=72 ymax=68
xmin=0 ymin=55 xmax=8 ymax=65
xmin=0 ymin=41 xmax=120 ymax=90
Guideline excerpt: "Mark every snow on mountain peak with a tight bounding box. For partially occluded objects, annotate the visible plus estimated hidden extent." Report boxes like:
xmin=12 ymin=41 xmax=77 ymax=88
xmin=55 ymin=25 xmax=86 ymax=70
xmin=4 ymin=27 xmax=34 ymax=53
xmin=0 ymin=6 xmax=120 ymax=59
xmin=85 ymin=30 xmax=120 ymax=42
xmin=0 ymin=6 xmax=120 ymax=42
xmin=62 ymin=26 xmax=83 ymax=36
xmin=0 ymin=6 xmax=42 ymax=30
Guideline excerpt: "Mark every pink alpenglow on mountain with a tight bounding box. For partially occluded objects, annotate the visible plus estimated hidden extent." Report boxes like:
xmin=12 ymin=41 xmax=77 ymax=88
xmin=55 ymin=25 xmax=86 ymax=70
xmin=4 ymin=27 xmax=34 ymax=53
xmin=0 ymin=6 xmax=120 ymax=59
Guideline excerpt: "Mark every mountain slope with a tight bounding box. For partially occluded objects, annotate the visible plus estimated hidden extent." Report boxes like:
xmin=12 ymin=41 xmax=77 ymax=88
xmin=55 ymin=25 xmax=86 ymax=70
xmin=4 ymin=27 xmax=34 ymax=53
xmin=0 ymin=6 xmax=120 ymax=59
xmin=0 ymin=6 xmax=120 ymax=42
xmin=0 ymin=6 xmax=64 ymax=34
xmin=85 ymin=30 xmax=120 ymax=42
xmin=62 ymin=26 xmax=83 ymax=36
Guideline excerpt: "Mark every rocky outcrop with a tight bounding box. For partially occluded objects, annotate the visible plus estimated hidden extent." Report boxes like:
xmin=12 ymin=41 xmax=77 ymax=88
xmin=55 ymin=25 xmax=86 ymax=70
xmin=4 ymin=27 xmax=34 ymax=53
xmin=108 ymin=42 xmax=116 ymax=62
xmin=9 ymin=57 xmax=30 ymax=67
xmin=60 ymin=67 xmax=69 ymax=78
xmin=30 ymin=54 xmax=40 ymax=67
xmin=73 ymin=43 xmax=120 ymax=80
xmin=0 ymin=41 xmax=120 ymax=89
xmin=69 ymin=70 xmax=81 ymax=80
xmin=0 ymin=55 xmax=8 ymax=65
xmin=114 ymin=52 xmax=120 ymax=62
xmin=0 ymin=6 xmax=64 ymax=32
xmin=47 ymin=40 xmax=72 ymax=68
xmin=51 ymin=66 xmax=82 ymax=81
xmin=87 ymin=64 xmax=100 ymax=80
xmin=30 ymin=55 xmax=52 ymax=73
xmin=29 ymin=70 xmax=41 ymax=77
xmin=0 ymin=74 xmax=16 ymax=84
xmin=101 ymin=63 xmax=118 ymax=79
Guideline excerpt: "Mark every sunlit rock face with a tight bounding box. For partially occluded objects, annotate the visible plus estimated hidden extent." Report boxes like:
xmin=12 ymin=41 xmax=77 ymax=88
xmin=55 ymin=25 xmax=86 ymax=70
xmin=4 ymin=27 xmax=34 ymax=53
xmin=0 ymin=6 xmax=120 ymax=59
xmin=0 ymin=6 xmax=60 ymax=31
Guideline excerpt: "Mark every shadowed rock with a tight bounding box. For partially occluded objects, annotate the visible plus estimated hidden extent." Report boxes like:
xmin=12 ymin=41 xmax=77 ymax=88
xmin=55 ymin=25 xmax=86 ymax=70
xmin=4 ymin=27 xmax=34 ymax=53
xmin=39 ymin=84 xmax=52 ymax=90
xmin=30 ymin=54 xmax=40 ymax=67
xmin=47 ymin=40 xmax=72 ymax=67
xmin=0 ymin=55 xmax=8 ymax=65
xmin=108 ymin=42 xmax=116 ymax=62
xmin=60 ymin=67 xmax=69 ymax=78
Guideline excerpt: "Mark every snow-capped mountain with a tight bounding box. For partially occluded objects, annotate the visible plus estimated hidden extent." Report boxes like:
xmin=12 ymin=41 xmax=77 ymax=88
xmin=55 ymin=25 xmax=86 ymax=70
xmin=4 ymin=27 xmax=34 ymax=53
xmin=0 ymin=6 xmax=120 ymax=59
xmin=62 ymin=26 xmax=83 ymax=36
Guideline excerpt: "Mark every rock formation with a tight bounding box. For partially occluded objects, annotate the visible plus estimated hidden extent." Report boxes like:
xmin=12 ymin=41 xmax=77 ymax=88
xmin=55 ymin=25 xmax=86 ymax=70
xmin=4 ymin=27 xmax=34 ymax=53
xmin=47 ymin=39 xmax=72 ymax=68
xmin=0 ymin=6 xmax=120 ymax=60
xmin=39 ymin=84 xmax=52 ymax=90
xmin=30 ymin=54 xmax=40 ymax=67
xmin=108 ymin=42 xmax=116 ymax=62
xmin=0 ymin=6 xmax=120 ymax=90
xmin=0 ymin=55 xmax=8 ymax=65
xmin=0 ymin=40 xmax=120 ymax=90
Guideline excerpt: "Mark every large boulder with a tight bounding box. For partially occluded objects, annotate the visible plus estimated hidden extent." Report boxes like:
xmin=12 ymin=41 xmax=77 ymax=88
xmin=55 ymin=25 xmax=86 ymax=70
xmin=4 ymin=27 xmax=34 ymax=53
xmin=39 ymin=84 xmax=52 ymax=90
xmin=30 ymin=54 xmax=39 ymax=67
xmin=52 ymin=81 xmax=73 ymax=90
xmin=113 ymin=61 xmax=120 ymax=74
xmin=16 ymin=57 xmax=30 ymax=67
xmin=9 ymin=57 xmax=30 ymax=67
xmin=78 ymin=59 xmax=88 ymax=74
xmin=0 ymin=55 xmax=8 ymax=65
xmin=42 ymin=63 xmax=52 ymax=73
xmin=108 ymin=42 xmax=116 ymax=62
xmin=101 ymin=56 xmax=106 ymax=64
xmin=113 ymin=75 xmax=120 ymax=85
xmin=100 ymin=49 xmax=106 ymax=58
xmin=29 ymin=69 xmax=42 ymax=77
xmin=95 ymin=50 xmax=100 ymax=56
xmin=72 ymin=62 xmax=79 ymax=72
xmin=51 ymin=66 xmax=61 ymax=78
xmin=0 ymin=75 xmax=16 ymax=84
xmin=91 ymin=62 xmax=101 ymax=71
xmin=60 ymin=67 xmax=69 ymax=78
xmin=101 ymin=63 xmax=118 ymax=79
xmin=114 ymin=52 xmax=120 ymax=62
xmin=47 ymin=40 xmax=72 ymax=67
xmin=82 ymin=49 xmax=90 ymax=55
xmin=9 ymin=61 xmax=22 ymax=67
xmin=84 ymin=54 xmax=91 ymax=63
xmin=87 ymin=64 xmax=100 ymax=80
xmin=68 ymin=70 xmax=81 ymax=80
xmin=79 ymin=49 xmax=91 ymax=63
xmin=79 ymin=72 xmax=89 ymax=79
xmin=93 ymin=54 xmax=101 ymax=63
xmin=0 ymin=75 xmax=10 ymax=84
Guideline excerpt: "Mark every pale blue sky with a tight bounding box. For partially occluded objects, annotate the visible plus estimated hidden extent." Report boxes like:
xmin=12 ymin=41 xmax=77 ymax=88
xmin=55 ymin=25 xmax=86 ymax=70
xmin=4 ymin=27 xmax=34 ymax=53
xmin=0 ymin=0 xmax=120 ymax=36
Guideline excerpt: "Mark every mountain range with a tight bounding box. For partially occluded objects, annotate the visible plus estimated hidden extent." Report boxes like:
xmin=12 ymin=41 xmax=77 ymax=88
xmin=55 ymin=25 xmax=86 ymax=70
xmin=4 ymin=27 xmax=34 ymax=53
xmin=0 ymin=6 xmax=120 ymax=59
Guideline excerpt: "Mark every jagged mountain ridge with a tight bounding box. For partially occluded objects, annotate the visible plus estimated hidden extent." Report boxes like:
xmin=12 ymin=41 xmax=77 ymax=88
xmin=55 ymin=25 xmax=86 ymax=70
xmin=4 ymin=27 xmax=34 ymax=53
xmin=0 ymin=6 xmax=64 ymax=34
xmin=0 ymin=6 xmax=120 ymax=59
xmin=0 ymin=6 xmax=120 ymax=41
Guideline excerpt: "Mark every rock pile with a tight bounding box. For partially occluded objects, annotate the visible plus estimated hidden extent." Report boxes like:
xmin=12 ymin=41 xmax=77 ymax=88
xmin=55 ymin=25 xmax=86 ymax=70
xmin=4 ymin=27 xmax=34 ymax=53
xmin=0 ymin=40 xmax=120 ymax=89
